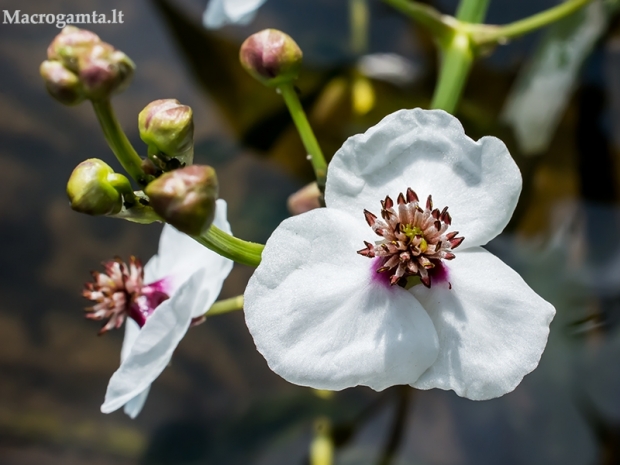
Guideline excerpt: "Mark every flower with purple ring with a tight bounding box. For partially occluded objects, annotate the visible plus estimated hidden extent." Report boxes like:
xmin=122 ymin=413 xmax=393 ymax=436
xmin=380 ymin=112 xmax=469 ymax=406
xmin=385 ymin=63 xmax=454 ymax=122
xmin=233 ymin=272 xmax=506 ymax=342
xmin=85 ymin=199 xmax=233 ymax=418
xmin=244 ymin=108 xmax=556 ymax=400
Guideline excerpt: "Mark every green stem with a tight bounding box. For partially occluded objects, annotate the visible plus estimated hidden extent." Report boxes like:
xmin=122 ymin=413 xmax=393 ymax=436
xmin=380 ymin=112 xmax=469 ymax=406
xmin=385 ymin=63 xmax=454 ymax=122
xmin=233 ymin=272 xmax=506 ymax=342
xmin=277 ymin=83 xmax=328 ymax=193
xmin=470 ymin=0 xmax=593 ymax=46
xmin=207 ymin=295 xmax=244 ymax=316
xmin=194 ymin=225 xmax=264 ymax=267
xmin=349 ymin=0 xmax=370 ymax=54
xmin=430 ymin=31 xmax=474 ymax=113
xmin=107 ymin=173 xmax=138 ymax=207
xmin=91 ymin=99 xmax=152 ymax=187
xmin=455 ymin=0 xmax=490 ymax=22
xmin=382 ymin=0 xmax=455 ymax=47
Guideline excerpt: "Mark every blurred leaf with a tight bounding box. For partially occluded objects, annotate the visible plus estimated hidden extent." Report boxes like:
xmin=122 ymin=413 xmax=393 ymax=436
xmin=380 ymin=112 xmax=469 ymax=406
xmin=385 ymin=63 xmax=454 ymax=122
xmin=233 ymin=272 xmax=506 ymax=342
xmin=501 ymin=0 xmax=618 ymax=156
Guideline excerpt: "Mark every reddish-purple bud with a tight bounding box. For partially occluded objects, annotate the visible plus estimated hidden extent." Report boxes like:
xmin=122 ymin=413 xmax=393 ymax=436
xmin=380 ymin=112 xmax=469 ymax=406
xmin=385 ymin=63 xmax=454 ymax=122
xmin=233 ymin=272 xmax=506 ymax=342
xmin=145 ymin=165 xmax=218 ymax=236
xmin=42 ymin=26 xmax=135 ymax=102
xmin=240 ymin=29 xmax=303 ymax=87
xmin=40 ymin=60 xmax=85 ymax=105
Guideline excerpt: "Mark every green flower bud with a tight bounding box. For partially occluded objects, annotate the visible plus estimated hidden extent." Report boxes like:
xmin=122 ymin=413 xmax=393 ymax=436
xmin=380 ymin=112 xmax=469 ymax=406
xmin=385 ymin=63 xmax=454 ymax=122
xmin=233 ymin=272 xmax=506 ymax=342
xmin=40 ymin=60 xmax=85 ymax=106
xmin=240 ymin=29 xmax=303 ymax=87
xmin=145 ymin=165 xmax=218 ymax=236
xmin=43 ymin=26 xmax=135 ymax=102
xmin=138 ymin=99 xmax=194 ymax=170
xmin=67 ymin=159 xmax=124 ymax=215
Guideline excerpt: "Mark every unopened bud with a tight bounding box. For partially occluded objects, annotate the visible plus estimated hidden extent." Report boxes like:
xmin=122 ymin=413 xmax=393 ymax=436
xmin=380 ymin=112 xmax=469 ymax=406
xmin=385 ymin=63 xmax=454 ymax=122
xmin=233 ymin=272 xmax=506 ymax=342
xmin=40 ymin=60 xmax=85 ymax=105
xmin=43 ymin=26 xmax=135 ymax=102
xmin=138 ymin=99 xmax=194 ymax=170
xmin=287 ymin=182 xmax=322 ymax=215
xmin=67 ymin=159 xmax=124 ymax=215
xmin=145 ymin=165 xmax=218 ymax=236
xmin=240 ymin=29 xmax=302 ymax=87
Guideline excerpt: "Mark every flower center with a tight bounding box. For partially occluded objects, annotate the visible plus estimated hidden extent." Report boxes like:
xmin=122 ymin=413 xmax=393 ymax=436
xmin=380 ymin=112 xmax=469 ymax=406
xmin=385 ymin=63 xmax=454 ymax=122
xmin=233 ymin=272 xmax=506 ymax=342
xmin=357 ymin=188 xmax=464 ymax=288
xmin=83 ymin=256 xmax=170 ymax=334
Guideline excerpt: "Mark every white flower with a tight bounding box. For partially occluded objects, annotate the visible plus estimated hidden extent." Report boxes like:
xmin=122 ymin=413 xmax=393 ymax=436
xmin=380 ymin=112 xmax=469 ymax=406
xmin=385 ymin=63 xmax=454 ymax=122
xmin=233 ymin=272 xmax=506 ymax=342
xmin=244 ymin=109 xmax=556 ymax=400
xmin=203 ymin=0 xmax=267 ymax=29
xmin=98 ymin=199 xmax=233 ymax=417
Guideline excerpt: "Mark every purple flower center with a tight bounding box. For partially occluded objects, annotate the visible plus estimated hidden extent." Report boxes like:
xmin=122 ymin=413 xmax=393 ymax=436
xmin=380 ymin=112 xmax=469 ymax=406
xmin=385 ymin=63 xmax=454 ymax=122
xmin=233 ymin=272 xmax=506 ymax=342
xmin=358 ymin=188 xmax=464 ymax=288
xmin=83 ymin=257 xmax=171 ymax=334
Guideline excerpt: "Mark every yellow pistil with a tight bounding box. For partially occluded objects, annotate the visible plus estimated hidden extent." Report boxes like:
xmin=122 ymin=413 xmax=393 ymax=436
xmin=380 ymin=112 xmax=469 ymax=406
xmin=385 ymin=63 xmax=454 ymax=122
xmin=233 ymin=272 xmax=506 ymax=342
xmin=401 ymin=224 xmax=427 ymax=252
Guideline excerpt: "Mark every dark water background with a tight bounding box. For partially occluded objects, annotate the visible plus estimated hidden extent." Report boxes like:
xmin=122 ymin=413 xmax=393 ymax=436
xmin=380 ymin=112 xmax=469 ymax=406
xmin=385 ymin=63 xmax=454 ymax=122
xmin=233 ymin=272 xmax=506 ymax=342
xmin=1 ymin=0 xmax=619 ymax=463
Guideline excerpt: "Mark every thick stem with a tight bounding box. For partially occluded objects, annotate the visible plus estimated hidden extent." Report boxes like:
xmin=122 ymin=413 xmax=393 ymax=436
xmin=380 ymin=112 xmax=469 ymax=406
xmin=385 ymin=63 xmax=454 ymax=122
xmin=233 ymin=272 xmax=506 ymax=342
xmin=471 ymin=0 xmax=593 ymax=46
xmin=194 ymin=225 xmax=264 ymax=267
xmin=430 ymin=31 xmax=474 ymax=113
xmin=382 ymin=0 xmax=454 ymax=47
xmin=91 ymin=99 xmax=152 ymax=187
xmin=277 ymin=83 xmax=328 ymax=193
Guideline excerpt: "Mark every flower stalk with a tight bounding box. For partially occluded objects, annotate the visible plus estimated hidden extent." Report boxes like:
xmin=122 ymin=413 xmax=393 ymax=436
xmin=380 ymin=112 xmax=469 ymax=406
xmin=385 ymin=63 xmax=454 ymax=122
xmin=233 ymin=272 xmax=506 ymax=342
xmin=194 ymin=225 xmax=264 ymax=267
xmin=277 ymin=83 xmax=328 ymax=193
xmin=91 ymin=99 xmax=153 ymax=187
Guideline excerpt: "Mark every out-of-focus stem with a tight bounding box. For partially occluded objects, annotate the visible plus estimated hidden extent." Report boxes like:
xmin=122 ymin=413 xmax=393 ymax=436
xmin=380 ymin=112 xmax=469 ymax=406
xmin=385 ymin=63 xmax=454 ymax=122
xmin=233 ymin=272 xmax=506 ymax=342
xmin=470 ymin=0 xmax=593 ymax=46
xmin=349 ymin=0 xmax=370 ymax=54
xmin=430 ymin=31 xmax=473 ymax=113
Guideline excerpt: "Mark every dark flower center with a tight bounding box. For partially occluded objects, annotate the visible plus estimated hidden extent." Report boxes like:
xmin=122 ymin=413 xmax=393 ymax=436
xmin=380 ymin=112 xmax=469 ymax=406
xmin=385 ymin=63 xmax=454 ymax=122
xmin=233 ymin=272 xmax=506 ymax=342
xmin=83 ymin=256 xmax=170 ymax=334
xmin=357 ymin=188 xmax=464 ymax=288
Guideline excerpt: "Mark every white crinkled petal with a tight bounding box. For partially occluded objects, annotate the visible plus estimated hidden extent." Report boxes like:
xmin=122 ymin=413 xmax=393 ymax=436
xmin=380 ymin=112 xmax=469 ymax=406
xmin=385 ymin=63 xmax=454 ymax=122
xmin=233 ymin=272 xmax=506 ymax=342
xmin=244 ymin=208 xmax=439 ymax=391
xmin=410 ymin=247 xmax=555 ymax=400
xmin=203 ymin=0 xmax=266 ymax=28
xmin=145 ymin=199 xmax=233 ymax=317
xmin=325 ymin=108 xmax=522 ymax=248
xmin=101 ymin=271 xmax=205 ymax=414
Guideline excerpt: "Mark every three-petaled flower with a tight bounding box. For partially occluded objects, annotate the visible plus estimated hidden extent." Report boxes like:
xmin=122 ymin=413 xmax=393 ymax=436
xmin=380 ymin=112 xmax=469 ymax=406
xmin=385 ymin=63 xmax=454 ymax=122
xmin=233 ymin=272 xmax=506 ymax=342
xmin=244 ymin=109 xmax=556 ymax=400
xmin=203 ymin=0 xmax=267 ymax=29
xmin=85 ymin=199 xmax=233 ymax=417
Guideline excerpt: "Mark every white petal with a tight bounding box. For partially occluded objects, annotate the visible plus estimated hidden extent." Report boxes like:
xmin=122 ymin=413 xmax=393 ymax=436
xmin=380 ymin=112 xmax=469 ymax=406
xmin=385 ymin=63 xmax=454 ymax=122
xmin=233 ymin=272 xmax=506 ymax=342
xmin=203 ymin=0 xmax=266 ymax=29
xmin=325 ymin=108 xmax=522 ymax=248
xmin=100 ymin=271 xmax=205 ymax=414
xmin=410 ymin=247 xmax=555 ymax=400
xmin=244 ymin=208 xmax=439 ymax=391
xmin=119 ymin=319 xmax=152 ymax=418
xmin=123 ymin=387 xmax=150 ymax=419
xmin=146 ymin=199 xmax=234 ymax=317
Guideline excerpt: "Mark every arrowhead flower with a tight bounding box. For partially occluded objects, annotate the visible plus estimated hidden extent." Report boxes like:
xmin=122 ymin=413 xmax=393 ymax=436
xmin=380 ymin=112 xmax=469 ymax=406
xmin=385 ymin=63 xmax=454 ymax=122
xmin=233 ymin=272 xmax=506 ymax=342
xmin=244 ymin=109 xmax=556 ymax=400
xmin=203 ymin=0 xmax=267 ymax=29
xmin=84 ymin=200 xmax=233 ymax=417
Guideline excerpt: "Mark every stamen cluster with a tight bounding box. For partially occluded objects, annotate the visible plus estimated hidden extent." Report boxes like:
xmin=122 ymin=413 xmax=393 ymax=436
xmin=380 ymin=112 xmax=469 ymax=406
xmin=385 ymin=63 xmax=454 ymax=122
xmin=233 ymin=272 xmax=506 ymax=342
xmin=357 ymin=188 xmax=464 ymax=287
xmin=83 ymin=257 xmax=168 ymax=334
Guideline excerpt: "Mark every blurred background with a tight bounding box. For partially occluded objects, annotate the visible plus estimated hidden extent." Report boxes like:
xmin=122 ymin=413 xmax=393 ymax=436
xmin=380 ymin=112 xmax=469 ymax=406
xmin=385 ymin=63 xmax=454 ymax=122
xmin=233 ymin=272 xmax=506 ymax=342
xmin=1 ymin=0 xmax=620 ymax=463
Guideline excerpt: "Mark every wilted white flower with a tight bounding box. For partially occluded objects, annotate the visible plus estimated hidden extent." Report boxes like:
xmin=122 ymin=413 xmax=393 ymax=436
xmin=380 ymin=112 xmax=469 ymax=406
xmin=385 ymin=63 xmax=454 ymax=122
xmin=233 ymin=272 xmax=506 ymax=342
xmin=244 ymin=109 xmax=555 ymax=400
xmin=85 ymin=199 xmax=233 ymax=417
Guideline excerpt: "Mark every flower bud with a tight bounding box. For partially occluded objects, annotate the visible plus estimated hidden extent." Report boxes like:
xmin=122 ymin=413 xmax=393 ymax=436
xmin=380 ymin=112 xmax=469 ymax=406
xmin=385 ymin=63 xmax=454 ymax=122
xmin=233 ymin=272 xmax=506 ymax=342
xmin=240 ymin=29 xmax=303 ymax=87
xmin=43 ymin=26 xmax=135 ymax=102
xmin=138 ymin=99 xmax=194 ymax=170
xmin=287 ymin=182 xmax=322 ymax=215
xmin=40 ymin=60 xmax=85 ymax=105
xmin=145 ymin=165 xmax=218 ymax=236
xmin=67 ymin=159 xmax=123 ymax=216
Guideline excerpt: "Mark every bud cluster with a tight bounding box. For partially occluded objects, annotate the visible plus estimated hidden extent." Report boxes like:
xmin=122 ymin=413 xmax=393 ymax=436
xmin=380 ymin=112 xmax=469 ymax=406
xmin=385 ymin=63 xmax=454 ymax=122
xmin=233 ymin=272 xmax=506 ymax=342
xmin=40 ymin=26 xmax=135 ymax=104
